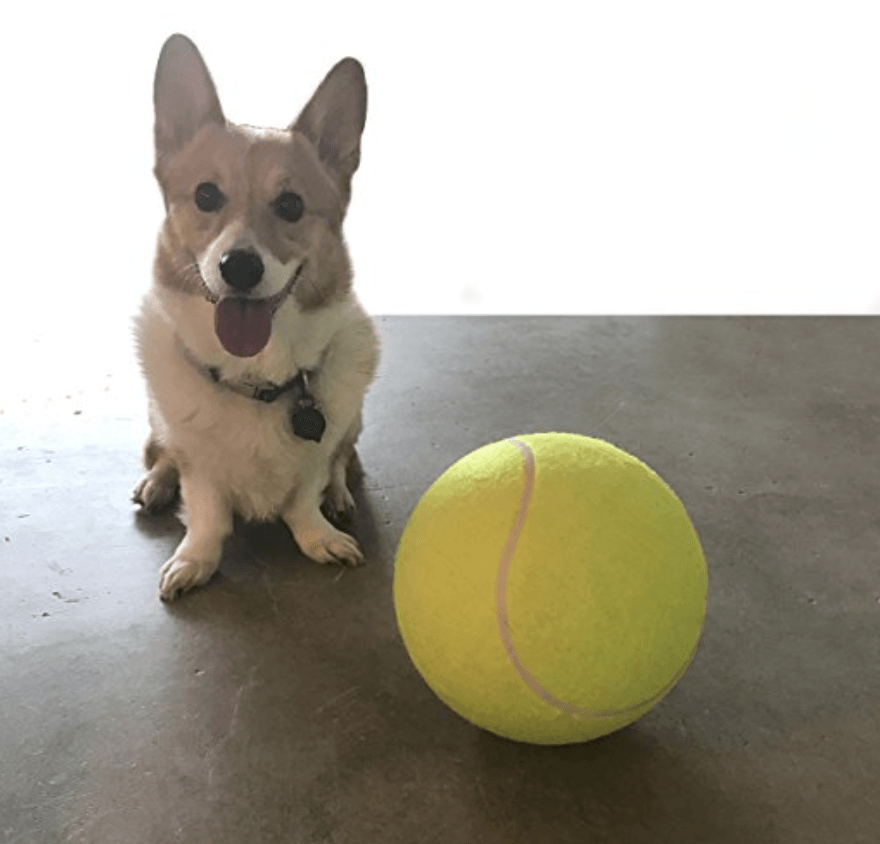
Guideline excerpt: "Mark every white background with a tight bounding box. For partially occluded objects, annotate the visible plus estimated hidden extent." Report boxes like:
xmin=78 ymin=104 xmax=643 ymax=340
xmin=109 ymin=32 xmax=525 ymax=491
xmin=2 ymin=0 xmax=879 ymax=333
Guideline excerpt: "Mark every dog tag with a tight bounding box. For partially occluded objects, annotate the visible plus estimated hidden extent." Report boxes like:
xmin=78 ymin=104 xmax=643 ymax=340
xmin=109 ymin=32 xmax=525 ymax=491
xmin=292 ymin=405 xmax=326 ymax=442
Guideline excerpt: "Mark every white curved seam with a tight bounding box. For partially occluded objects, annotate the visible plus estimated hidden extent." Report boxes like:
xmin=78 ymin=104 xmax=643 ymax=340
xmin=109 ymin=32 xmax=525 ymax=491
xmin=496 ymin=437 xmax=699 ymax=721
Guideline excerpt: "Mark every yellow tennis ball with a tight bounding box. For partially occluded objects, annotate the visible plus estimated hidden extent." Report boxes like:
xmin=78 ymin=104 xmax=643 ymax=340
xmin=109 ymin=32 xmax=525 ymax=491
xmin=393 ymin=433 xmax=708 ymax=745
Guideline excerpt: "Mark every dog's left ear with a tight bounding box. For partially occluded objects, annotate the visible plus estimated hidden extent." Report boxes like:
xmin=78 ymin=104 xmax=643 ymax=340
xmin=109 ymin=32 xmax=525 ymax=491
xmin=291 ymin=58 xmax=367 ymax=193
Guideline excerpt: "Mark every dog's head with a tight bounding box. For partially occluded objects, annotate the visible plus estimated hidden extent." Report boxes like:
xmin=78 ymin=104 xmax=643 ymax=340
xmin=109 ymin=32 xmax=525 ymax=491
xmin=152 ymin=34 xmax=366 ymax=358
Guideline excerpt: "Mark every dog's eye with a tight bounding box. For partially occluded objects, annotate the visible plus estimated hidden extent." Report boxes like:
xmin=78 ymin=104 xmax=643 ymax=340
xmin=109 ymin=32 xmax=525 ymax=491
xmin=272 ymin=191 xmax=304 ymax=223
xmin=194 ymin=182 xmax=225 ymax=213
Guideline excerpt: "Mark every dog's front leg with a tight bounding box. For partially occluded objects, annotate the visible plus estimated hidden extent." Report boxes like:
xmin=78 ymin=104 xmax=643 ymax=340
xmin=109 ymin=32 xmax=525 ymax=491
xmin=282 ymin=466 xmax=364 ymax=567
xmin=159 ymin=475 xmax=232 ymax=600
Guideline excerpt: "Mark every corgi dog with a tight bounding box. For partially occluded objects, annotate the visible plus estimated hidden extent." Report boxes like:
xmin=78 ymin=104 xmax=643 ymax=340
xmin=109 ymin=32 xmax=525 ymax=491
xmin=133 ymin=34 xmax=379 ymax=600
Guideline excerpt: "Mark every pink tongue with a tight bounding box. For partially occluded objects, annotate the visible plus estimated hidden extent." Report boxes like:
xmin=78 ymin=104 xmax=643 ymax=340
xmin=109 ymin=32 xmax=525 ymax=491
xmin=215 ymin=297 xmax=272 ymax=357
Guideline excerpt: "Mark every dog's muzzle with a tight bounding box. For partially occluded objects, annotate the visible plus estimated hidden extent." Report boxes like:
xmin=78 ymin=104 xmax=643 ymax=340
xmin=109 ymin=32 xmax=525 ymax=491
xmin=212 ymin=259 xmax=305 ymax=358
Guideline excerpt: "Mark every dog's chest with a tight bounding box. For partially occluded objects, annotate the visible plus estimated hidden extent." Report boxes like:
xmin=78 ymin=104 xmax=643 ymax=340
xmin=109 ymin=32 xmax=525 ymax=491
xmin=177 ymin=392 xmax=313 ymax=519
xmin=146 ymin=345 xmax=316 ymax=520
xmin=138 ymin=290 xmax=343 ymax=518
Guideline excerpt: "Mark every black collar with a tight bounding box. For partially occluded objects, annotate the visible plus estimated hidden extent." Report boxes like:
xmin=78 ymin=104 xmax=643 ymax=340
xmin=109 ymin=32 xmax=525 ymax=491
xmin=176 ymin=337 xmax=320 ymax=405
xmin=176 ymin=337 xmax=328 ymax=442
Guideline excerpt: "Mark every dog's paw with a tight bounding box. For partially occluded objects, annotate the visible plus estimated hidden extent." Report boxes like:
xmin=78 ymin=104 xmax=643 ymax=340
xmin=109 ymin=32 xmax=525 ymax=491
xmin=322 ymin=482 xmax=356 ymax=527
xmin=133 ymin=465 xmax=179 ymax=514
xmin=295 ymin=521 xmax=364 ymax=567
xmin=159 ymin=554 xmax=219 ymax=601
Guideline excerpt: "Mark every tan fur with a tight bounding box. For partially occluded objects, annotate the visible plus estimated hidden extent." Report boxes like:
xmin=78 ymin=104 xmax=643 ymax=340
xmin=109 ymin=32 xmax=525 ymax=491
xmin=134 ymin=34 xmax=379 ymax=599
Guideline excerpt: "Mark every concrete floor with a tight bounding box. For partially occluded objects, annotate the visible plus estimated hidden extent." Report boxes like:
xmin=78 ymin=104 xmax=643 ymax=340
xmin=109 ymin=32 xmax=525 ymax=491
xmin=2 ymin=316 xmax=879 ymax=843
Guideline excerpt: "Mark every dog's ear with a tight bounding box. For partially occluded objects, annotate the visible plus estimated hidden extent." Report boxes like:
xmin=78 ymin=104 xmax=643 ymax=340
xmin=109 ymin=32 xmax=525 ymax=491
xmin=291 ymin=58 xmax=367 ymax=190
xmin=154 ymin=34 xmax=225 ymax=162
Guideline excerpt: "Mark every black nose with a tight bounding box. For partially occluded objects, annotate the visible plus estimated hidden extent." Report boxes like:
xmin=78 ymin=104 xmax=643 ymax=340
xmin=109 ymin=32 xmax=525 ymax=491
xmin=219 ymin=249 xmax=264 ymax=292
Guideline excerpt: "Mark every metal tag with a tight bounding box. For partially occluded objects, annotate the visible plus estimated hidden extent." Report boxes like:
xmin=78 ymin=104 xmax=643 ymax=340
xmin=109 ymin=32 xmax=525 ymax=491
xmin=292 ymin=405 xmax=326 ymax=442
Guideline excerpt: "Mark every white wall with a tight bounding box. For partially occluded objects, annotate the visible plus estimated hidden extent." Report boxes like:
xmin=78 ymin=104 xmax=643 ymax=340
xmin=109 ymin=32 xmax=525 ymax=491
xmin=3 ymin=0 xmax=879 ymax=328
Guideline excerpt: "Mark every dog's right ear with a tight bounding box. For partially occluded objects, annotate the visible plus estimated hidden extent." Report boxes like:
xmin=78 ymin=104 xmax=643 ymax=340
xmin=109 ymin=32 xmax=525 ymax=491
xmin=154 ymin=34 xmax=225 ymax=162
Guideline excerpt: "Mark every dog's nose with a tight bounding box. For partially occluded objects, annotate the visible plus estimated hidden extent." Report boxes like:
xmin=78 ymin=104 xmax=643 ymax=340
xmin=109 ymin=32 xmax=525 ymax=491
xmin=219 ymin=249 xmax=264 ymax=292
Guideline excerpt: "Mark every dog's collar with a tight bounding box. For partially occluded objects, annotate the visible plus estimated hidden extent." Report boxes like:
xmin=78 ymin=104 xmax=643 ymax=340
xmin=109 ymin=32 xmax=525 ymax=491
xmin=175 ymin=337 xmax=327 ymax=441
xmin=176 ymin=337 xmax=318 ymax=403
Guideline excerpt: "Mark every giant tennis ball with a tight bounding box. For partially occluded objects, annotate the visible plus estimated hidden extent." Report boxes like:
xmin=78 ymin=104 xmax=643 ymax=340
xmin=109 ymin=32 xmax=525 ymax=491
xmin=393 ymin=433 xmax=707 ymax=745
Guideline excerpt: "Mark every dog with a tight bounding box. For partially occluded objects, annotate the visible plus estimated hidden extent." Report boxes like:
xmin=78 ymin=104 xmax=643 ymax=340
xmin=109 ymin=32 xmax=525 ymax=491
xmin=133 ymin=34 xmax=379 ymax=600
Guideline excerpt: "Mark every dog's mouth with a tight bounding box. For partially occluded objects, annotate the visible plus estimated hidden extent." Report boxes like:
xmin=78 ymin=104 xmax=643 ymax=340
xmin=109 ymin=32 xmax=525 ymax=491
xmin=213 ymin=261 xmax=305 ymax=358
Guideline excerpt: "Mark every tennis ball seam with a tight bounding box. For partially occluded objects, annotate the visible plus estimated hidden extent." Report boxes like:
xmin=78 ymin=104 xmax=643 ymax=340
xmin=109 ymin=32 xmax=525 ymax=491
xmin=496 ymin=437 xmax=702 ymax=722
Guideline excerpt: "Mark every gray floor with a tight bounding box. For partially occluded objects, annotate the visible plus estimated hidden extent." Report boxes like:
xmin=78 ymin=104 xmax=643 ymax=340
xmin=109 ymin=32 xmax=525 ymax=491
xmin=2 ymin=317 xmax=878 ymax=844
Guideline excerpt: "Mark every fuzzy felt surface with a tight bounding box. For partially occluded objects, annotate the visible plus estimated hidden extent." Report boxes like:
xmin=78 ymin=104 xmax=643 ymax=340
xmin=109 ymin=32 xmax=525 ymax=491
xmin=393 ymin=433 xmax=708 ymax=745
